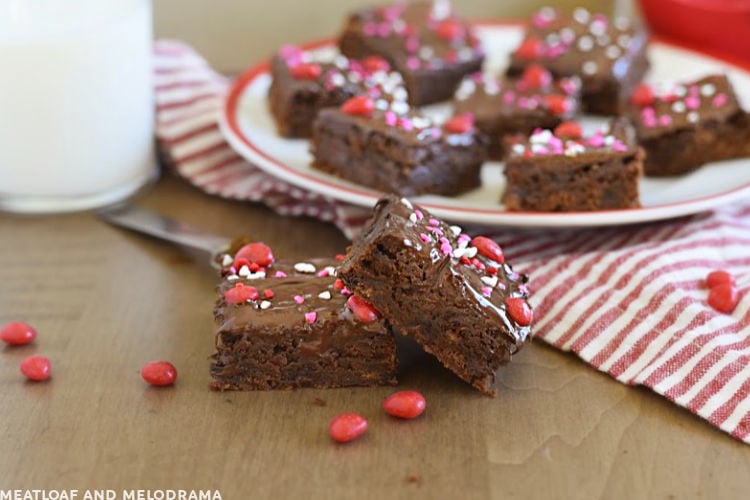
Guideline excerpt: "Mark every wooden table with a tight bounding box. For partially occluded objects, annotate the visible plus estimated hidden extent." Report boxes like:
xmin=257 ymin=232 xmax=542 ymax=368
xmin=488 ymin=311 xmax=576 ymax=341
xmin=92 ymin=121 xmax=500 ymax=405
xmin=1 ymin=174 xmax=748 ymax=498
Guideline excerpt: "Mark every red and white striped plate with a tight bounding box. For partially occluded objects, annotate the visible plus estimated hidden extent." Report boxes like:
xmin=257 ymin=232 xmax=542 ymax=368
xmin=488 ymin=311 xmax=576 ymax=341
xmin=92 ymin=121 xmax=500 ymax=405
xmin=219 ymin=22 xmax=750 ymax=228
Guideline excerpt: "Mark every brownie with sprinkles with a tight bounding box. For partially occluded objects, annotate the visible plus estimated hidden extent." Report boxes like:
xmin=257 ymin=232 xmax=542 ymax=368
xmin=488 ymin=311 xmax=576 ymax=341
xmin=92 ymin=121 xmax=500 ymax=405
xmin=210 ymin=246 xmax=398 ymax=391
xmin=626 ymin=74 xmax=750 ymax=176
xmin=338 ymin=1 xmax=484 ymax=106
xmin=453 ymin=65 xmax=582 ymax=160
xmin=502 ymin=118 xmax=643 ymax=211
xmin=311 ymin=94 xmax=487 ymax=196
xmin=338 ymin=195 xmax=532 ymax=396
xmin=268 ymin=45 xmax=407 ymax=138
xmin=506 ymin=6 xmax=649 ymax=115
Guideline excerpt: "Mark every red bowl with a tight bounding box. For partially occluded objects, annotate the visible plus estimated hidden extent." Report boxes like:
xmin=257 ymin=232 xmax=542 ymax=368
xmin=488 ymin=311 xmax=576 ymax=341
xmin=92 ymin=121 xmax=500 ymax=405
xmin=637 ymin=0 xmax=750 ymax=64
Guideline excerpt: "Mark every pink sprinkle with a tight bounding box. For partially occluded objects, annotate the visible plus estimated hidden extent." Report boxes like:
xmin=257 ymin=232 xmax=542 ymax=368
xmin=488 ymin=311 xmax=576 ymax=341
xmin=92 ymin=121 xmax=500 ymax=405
xmin=384 ymin=110 xmax=398 ymax=127
xmin=642 ymin=115 xmax=658 ymax=128
xmin=294 ymin=295 xmax=305 ymax=304
xmin=399 ymin=117 xmax=414 ymax=131
xmin=532 ymin=10 xmax=554 ymax=28
xmin=317 ymin=269 xmax=330 ymax=277
xmin=406 ymin=37 xmax=419 ymax=53
xmin=497 ymin=282 xmax=507 ymax=291
xmin=304 ymin=312 xmax=317 ymax=324
xmin=658 ymin=114 xmax=673 ymax=126
xmin=591 ymin=14 xmax=609 ymax=30
xmin=612 ymin=140 xmax=628 ymax=152
xmin=439 ymin=237 xmax=450 ymax=245
xmin=685 ymin=96 xmax=700 ymax=110
xmin=688 ymin=85 xmax=700 ymax=96
xmin=548 ymin=136 xmax=563 ymax=150
xmin=481 ymin=286 xmax=493 ymax=297
xmin=377 ymin=23 xmax=391 ymax=37
xmin=519 ymin=284 xmax=529 ymax=294
xmin=414 ymin=209 xmax=424 ymax=221
xmin=363 ymin=22 xmax=377 ymax=36
xmin=440 ymin=242 xmax=453 ymax=256
xmin=502 ymin=91 xmax=516 ymax=105
xmin=429 ymin=218 xmax=440 ymax=226
xmin=472 ymin=72 xmax=484 ymax=83
xmin=341 ymin=287 xmax=353 ymax=296
xmin=429 ymin=128 xmax=442 ymax=139
xmin=559 ymin=78 xmax=579 ymax=95
xmin=545 ymin=43 xmax=568 ymax=59
xmin=713 ymin=93 xmax=729 ymax=107
xmin=457 ymin=234 xmax=471 ymax=245
xmin=278 ymin=44 xmax=302 ymax=64
xmin=419 ymin=233 xmax=431 ymax=243
xmin=517 ymin=96 xmax=535 ymax=110
xmin=587 ymin=134 xmax=605 ymax=148
xmin=425 ymin=225 xmax=436 ymax=232
xmin=432 ymin=227 xmax=444 ymax=237
xmin=406 ymin=56 xmax=420 ymax=71
xmin=274 ymin=271 xmax=288 ymax=278
xmin=641 ymin=107 xmax=656 ymax=119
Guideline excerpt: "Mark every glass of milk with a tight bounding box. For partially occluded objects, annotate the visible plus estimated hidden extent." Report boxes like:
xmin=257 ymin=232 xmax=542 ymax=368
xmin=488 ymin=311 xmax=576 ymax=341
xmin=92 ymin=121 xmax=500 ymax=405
xmin=0 ymin=0 xmax=156 ymax=213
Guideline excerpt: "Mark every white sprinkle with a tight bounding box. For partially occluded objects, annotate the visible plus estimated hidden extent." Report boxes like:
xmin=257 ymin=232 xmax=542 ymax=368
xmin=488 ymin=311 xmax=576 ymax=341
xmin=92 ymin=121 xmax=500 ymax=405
xmin=582 ymin=61 xmax=598 ymax=75
xmin=687 ymin=111 xmax=700 ymax=123
xmin=614 ymin=16 xmax=630 ymax=31
xmin=404 ymin=239 xmax=413 ymax=247
xmin=545 ymin=33 xmax=560 ymax=46
xmin=392 ymin=19 xmax=406 ymax=33
xmin=221 ymin=254 xmax=234 ymax=267
xmin=617 ymin=34 xmax=632 ymax=48
xmin=701 ymin=83 xmax=717 ymax=97
xmin=419 ymin=46 xmax=435 ymax=60
xmin=672 ymin=101 xmax=686 ymax=113
xmin=226 ymin=274 xmax=239 ymax=281
xmin=465 ymin=247 xmax=478 ymax=258
xmin=530 ymin=129 xmax=553 ymax=144
xmin=347 ymin=71 xmax=362 ymax=84
xmin=484 ymin=81 xmax=500 ymax=96
xmin=573 ymin=7 xmax=590 ymax=24
xmin=674 ymin=85 xmax=687 ymax=97
xmin=452 ymin=246 xmax=477 ymax=259
xmin=531 ymin=144 xmax=549 ymax=154
xmin=401 ymin=197 xmax=413 ymax=209
xmin=390 ymin=100 xmax=409 ymax=115
xmin=455 ymin=79 xmax=476 ymax=100
xmin=481 ymin=275 xmax=499 ymax=288
xmin=596 ymin=34 xmax=611 ymax=47
xmin=458 ymin=47 xmax=475 ymax=61
xmin=577 ymin=35 xmax=594 ymax=52
xmin=238 ymin=265 xmax=251 ymax=277
xmin=294 ymin=262 xmax=317 ymax=274
xmin=324 ymin=266 xmax=337 ymax=277
xmin=606 ymin=45 xmax=621 ymax=60
xmin=412 ymin=117 xmax=432 ymax=129
xmin=560 ymin=27 xmax=575 ymax=44
xmin=604 ymin=135 xmax=616 ymax=146
xmin=511 ymin=143 xmax=526 ymax=155
xmin=409 ymin=213 xmax=418 ymax=223
xmin=330 ymin=73 xmax=346 ymax=87
xmin=334 ymin=55 xmax=349 ymax=69
xmin=564 ymin=143 xmax=585 ymax=156
xmin=450 ymin=225 xmax=462 ymax=236
xmin=392 ymin=87 xmax=408 ymax=102
xmin=260 ymin=300 xmax=272 ymax=310
xmin=590 ymin=22 xmax=608 ymax=37
xmin=375 ymin=99 xmax=389 ymax=110
xmin=246 ymin=271 xmax=266 ymax=280
xmin=318 ymin=290 xmax=332 ymax=300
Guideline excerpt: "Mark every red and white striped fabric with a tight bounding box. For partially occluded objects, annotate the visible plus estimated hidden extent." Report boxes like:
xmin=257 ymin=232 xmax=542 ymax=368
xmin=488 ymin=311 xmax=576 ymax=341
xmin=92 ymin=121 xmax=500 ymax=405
xmin=153 ymin=41 xmax=750 ymax=444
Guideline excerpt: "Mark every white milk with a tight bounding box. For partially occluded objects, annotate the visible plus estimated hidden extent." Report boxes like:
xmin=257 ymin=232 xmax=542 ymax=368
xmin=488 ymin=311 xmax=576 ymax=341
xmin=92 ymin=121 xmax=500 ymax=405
xmin=0 ymin=0 xmax=156 ymax=212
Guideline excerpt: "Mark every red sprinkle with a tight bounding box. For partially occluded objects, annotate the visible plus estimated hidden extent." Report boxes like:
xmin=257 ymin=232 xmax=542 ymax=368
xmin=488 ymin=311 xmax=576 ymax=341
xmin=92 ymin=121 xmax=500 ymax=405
xmin=383 ymin=391 xmax=426 ymax=419
xmin=362 ymin=55 xmax=391 ymax=73
xmin=341 ymin=95 xmax=375 ymax=116
xmin=471 ymin=236 xmax=505 ymax=264
xmin=234 ymin=242 xmax=274 ymax=269
xmin=436 ymin=20 xmax=464 ymax=41
xmin=1 ymin=321 xmax=37 ymax=346
xmin=334 ymin=278 xmax=345 ymax=290
xmin=554 ymin=121 xmax=583 ymax=139
xmin=329 ymin=413 xmax=368 ymax=443
xmin=335 ymin=254 xmax=345 ymax=261
xmin=630 ymin=83 xmax=655 ymax=107
xmin=224 ymin=283 xmax=260 ymax=304
xmin=505 ymin=298 xmax=533 ymax=326
xmin=290 ymin=62 xmax=322 ymax=80
xmin=443 ymin=113 xmax=475 ymax=134
xmin=263 ymin=289 xmax=275 ymax=299
xmin=521 ymin=64 xmax=552 ymax=89
xmin=141 ymin=361 xmax=178 ymax=387
xmin=346 ymin=295 xmax=380 ymax=323
xmin=543 ymin=94 xmax=571 ymax=115
xmin=706 ymin=270 xmax=735 ymax=288
xmin=708 ymin=284 xmax=739 ymax=314
xmin=20 ymin=355 xmax=51 ymax=382
xmin=515 ymin=37 xmax=544 ymax=60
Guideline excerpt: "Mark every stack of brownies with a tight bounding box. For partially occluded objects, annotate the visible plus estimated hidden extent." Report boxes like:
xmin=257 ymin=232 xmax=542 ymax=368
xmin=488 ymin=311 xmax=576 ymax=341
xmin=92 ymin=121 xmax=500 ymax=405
xmin=266 ymin=1 xmax=750 ymax=212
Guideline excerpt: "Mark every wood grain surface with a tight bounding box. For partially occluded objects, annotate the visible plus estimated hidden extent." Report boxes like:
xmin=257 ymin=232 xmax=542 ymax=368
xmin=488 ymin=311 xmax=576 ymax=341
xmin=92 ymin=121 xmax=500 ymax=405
xmin=1 ymin=174 xmax=748 ymax=499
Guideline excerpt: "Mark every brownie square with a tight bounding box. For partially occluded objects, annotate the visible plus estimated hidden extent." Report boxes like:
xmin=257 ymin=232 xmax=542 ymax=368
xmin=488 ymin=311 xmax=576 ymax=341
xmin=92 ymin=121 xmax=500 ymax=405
xmin=626 ymin=74 xmax=750 ymax=176
xmin=310 ymin=96 xmax=487 ymax=196
xmin=211 ymin=257 xmax=398 ymax=391
xmin=502 ymin=118 xmax=643 ymax=211
xmin=268 ymin=45 xmax=407 ymax=138
xmin=338 ymin=195 xmax=532 ymax=396
xmin=453 ymin=67 xmax=581 ymax=160
xmin=506 ymin=7 xmax=649 ymax=115
xmin=338 ymin=1 xmax=484 ymax=106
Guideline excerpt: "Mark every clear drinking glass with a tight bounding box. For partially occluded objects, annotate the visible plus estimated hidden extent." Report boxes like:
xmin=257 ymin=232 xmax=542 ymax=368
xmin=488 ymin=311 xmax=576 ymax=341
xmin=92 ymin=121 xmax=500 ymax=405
xmin=0 ymin=0 xmax=156 ymax=213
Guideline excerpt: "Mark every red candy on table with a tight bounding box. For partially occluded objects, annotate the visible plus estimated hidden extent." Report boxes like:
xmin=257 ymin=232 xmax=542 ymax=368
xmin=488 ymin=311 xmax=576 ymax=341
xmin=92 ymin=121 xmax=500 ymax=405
xmin=515 ymin=37 xmax=544 ymax=60
xmin=290 ymin=62 xmax=322 ymax=80
xmin=20 ymin=355 xmax=51 ymax=382
xmin=505 ymin=297 xmax=533 ymax=326
xmin=341 ymin=95 xmax=375 ymax=116
xmin=329 ymin=413 xmax=368 ymax=443
xmin=708 ymin=283 xmax=739 ymax=314
xmin=383 ymin=391 xmax=426 ymax=419
xmin=630 ymin=83 xmax=655 ymax=107
xmin=141 ymin=361 xmax=178 ymax=386
xmin=706 ymin=270 xmax=735 ymax=288
xmin=521 ymin=64 xmax=553 ymax=90
xmin=0 ymin=321 xmax=37 ymax=346
xmin=554 ymin=121 xmax=583 ymax=139
xmin=346 ymin=295 xmax=380 ymax=323
xmin=471 ymin=236 xmax=504 ymax=264
xmin=443 ymin=113 xmax=474 ymax=134
xmin=233 ymin=242 xmax=274 ymax=269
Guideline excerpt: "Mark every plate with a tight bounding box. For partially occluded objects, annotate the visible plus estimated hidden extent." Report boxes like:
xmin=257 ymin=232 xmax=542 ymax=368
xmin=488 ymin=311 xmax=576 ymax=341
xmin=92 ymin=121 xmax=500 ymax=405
xmin=219 ymin=21 xmax=750 ymax=227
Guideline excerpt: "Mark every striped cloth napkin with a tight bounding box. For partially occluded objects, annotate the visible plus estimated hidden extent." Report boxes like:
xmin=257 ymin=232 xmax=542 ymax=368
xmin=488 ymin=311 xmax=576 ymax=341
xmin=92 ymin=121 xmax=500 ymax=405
xmin=153 ymin=41 xmax=750 ymax=444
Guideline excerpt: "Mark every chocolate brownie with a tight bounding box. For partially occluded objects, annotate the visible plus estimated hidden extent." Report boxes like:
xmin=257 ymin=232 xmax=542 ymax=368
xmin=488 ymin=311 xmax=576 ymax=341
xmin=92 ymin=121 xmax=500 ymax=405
xmin=268 ymin=45 xmax=407 ymax=138
xmin=502 ymin=119 xmax=643 ymax=211
xmin=211 ymin=254 xmax=398 ymax=391
xmin=311 ymin=95 xmax=487 ymax=196
xmin=453 ymin=65 xmax=582 ymax=160
xmin=338 ymin=196 xmax=532 ymax=396
xmin=338 ymin=1 xmax=484 ymax=106
xmin=506 ymin=7 xmax=649 ymax=115
xmin=626 ymin=74 xmax=750 ymax=176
